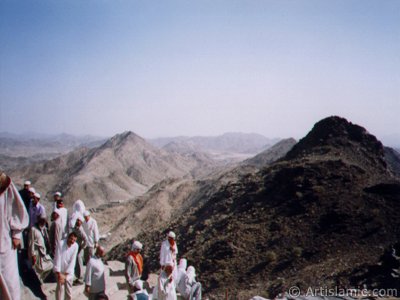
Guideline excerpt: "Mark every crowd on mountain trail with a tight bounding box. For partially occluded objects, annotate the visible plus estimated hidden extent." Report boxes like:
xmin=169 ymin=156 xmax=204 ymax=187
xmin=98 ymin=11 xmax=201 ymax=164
xmin=0 ymin=171 xmax=202 ymax=300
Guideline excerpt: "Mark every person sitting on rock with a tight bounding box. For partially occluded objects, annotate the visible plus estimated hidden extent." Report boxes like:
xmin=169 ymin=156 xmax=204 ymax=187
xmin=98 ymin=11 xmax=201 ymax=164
xmin=177 ymin=266 xmax=202 ymax=300
xmin=174 ymin=258 xmax=187 ymax=284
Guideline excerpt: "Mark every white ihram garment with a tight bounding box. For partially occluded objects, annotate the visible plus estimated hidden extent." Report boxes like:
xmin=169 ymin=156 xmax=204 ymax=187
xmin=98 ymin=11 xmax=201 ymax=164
xmin=83 ymin=218 xmax=99 ymax=248
xmin=158 ymin=270 xmax=177 ymax=300
xmin=160 ymin=239 xmax=178 ymax=267
xmin=53 ymin=239 xmax=79 ymax=300
xmin=0 ymin=182 xmax=29 ymax=300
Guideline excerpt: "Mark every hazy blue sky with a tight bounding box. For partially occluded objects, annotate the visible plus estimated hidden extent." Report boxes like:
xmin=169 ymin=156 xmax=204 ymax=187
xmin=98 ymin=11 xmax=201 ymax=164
xmin=1 ymin=0 xmax=399 ymax=142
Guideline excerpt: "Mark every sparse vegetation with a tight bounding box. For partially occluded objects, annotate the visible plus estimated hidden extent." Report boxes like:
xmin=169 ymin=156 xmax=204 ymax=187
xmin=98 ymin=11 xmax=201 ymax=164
xmin=265 ymin=250 xmax=278 ymax=263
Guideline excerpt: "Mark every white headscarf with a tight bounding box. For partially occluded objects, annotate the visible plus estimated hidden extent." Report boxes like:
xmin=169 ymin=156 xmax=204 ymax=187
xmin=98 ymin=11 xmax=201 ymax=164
xmin=72 ymin=199 xmax=86 ymax=214
xmin=186 ymin=266 xmax=196 ymax=284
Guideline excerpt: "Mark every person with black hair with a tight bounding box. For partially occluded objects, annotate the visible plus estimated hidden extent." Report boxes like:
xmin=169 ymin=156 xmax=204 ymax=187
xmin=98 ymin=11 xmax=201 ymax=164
xmin=53 ymin=231 xmax=79 ymax=300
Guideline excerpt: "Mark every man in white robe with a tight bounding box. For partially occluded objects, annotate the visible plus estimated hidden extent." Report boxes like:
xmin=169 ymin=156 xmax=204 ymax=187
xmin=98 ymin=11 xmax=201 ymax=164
xmin=53 ymin=231 xmax=79 ymax=300
xmin=72 ymin=214 xmax=88 ymax=285
xmin=29 ymin=192 xmax=46 ymax=228
xmin=55 ymin=199 xmax=69 ymax=239
xmin=49 ymin=209 xmax=63 ymax=258
xmin=83 ymin=210 xmax=99 ymax=264
xmin=84 ymin=246 xmax=106 ymax=300
xmin=160 ymin=231 xmax=178 ymax=269
xmin=125 ymin=240 xmax=144 ymax=293
xmin=53 ymin=192 xmax=62 ymax=207
xmin=0 ymin=171 xmax=29 ymax=300
xmin=29 ymin=212 xmax=53 ymax=283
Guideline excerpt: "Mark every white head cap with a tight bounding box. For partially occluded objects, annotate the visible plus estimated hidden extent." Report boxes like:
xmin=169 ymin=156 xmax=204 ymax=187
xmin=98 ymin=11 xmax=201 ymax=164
xmin=39 ymin=212 xmax=47 ymax=220
xmin=53 ymin=208 xmax=61 ymax=216
xmin=76 ymin=213 xmax=84 ymax=222
xmin=134 ymin=280 xmax=143 ymax=290
xmin=24 ymin=180 xmax=31 ymax=185
xmin=131 ymin=240 xmax=143 ymax=251
xmin=54 ymin=191 xmax=62 ymax=197
xmin=167 ymin=231 xmax=176 ymax=239
xmin=83 ymin=210 xmax=91 ymax=217
xmin=187 ymin=266 xmax=196 ymax=275
xmin=34 ymin=192 xmax=41 ymax=199
xmin=29 ymin=187 xmax=36 ymax=193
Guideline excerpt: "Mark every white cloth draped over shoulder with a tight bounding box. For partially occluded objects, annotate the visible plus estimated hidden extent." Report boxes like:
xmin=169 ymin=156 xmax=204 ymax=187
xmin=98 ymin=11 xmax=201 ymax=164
xmin=0 ymin=181 xmax=29 ymax=252
xmin=0 ymin=180 xmax=29 ymax=300
xmin=160 ymin=239 xmax=178 ymax=268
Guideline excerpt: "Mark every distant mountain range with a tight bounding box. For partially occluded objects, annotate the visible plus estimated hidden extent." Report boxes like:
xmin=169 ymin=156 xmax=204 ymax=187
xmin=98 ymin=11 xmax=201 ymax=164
xmin=150 ymin=132 xmax=279 ymax=154
xmin=0 ymin=132 xmax=106 ymax=158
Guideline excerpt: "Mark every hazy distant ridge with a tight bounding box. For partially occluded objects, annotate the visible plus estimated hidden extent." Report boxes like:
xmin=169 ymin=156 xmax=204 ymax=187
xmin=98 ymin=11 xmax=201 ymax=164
xmin=150 ymin=132 xmax=279 ymax=154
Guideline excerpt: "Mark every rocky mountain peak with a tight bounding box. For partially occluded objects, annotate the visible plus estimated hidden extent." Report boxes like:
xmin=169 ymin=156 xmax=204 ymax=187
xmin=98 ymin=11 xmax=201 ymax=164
xmin=285 ymin=116 xmax=387 ymax=172
xmin=100 ymin=131 xmax=147 ymax=151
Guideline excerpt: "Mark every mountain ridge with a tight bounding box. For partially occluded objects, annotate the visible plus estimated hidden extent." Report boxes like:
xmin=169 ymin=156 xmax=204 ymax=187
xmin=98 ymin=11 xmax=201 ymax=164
xmin=108 ymin=116 xmax=400 ymax=299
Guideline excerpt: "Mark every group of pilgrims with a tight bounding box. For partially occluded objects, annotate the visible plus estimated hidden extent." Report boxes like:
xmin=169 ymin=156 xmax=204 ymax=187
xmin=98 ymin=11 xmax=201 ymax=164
xmin=0 ymin=172 xmax=202 ymax=300
xmin=128 ymin=231 xmax=202 ymax=300
xmin=16 ymin=180 xmax=104 ymax=300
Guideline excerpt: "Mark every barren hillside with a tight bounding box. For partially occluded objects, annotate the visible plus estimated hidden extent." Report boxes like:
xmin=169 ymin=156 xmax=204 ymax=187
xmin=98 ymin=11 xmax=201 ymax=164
xmin=8 ymin=131 xmax=219 ymax=209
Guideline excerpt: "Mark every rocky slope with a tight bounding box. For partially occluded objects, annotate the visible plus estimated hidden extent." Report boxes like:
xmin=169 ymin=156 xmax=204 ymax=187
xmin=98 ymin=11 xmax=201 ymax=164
xmin=100 ymin=137 xmax=296 ymax=252
xmin=384 ymin=147 xmax=400 ymax=177
xmin=242 ymin=138 xmax=297 ymax=167
xmin=109 ymin=116 xmax=400 ymax=299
